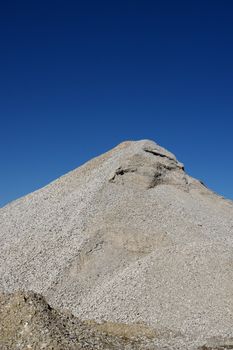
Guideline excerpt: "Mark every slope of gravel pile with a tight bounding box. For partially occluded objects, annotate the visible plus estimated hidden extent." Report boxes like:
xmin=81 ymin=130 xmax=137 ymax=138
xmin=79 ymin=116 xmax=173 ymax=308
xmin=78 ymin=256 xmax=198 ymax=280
xmin=0 ymin=140 xmax=233 ymax=349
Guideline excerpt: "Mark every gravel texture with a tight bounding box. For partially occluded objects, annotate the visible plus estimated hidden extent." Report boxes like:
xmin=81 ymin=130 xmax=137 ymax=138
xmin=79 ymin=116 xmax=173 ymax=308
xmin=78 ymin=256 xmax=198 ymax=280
xmin=1 ymin=140 xmax=233 ymax=349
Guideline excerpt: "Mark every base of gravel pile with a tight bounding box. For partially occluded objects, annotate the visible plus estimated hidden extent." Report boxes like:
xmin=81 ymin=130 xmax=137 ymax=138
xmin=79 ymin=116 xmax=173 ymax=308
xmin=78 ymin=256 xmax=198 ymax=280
xmin=1 ymin=291 xmax=233 ymax=350
xmin=0 ymin=291 xmax=158 ymax=350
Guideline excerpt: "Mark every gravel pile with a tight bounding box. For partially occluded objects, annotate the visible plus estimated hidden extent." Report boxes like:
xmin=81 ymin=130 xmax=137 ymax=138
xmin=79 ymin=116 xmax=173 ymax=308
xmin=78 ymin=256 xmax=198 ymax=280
xmin=1 ymin=140 xmax=233 ymax=349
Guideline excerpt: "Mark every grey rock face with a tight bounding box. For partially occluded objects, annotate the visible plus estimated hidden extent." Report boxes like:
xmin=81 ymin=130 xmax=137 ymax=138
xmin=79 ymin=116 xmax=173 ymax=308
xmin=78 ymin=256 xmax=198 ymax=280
xmin=0 ymin=140 xmax=233 ymax=349
xmin=109 ymin=141 xmax=185 ymax=189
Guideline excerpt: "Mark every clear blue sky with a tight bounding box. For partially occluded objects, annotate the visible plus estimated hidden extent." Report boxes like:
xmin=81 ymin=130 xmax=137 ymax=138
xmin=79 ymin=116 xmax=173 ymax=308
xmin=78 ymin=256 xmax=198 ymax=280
xmin=0 ymin=0 xmax=233 ymax=207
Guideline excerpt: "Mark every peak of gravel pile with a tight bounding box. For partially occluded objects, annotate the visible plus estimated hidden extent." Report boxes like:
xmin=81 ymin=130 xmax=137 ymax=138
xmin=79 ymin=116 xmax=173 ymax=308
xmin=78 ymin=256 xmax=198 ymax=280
xmin=1 ymin=140 xmax=233 ymax=349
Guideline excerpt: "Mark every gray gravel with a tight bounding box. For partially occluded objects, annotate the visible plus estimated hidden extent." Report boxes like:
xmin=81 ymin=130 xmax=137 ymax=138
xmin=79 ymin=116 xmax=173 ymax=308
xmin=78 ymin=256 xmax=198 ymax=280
xmin=1 ymin=140 xmax=233 ymax=349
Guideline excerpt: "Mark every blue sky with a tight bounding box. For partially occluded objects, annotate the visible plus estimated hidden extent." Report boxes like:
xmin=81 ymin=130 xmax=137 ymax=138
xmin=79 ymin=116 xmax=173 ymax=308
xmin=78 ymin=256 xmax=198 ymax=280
xmin=0 ymin=0 xmax=233 ymax=207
